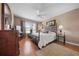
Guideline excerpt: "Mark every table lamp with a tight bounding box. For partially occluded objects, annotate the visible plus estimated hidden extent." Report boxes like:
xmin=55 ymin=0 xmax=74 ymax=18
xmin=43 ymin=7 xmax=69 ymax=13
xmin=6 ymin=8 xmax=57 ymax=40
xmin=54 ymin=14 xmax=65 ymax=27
xmin=58 ymin=25 xmax=63 ymax=34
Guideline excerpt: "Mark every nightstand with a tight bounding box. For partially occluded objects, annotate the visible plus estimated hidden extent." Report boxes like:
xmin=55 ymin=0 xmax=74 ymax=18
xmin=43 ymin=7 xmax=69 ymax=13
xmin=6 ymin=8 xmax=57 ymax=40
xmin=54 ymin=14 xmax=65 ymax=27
xmin=57 ymin=32 xmax=66 ymax=45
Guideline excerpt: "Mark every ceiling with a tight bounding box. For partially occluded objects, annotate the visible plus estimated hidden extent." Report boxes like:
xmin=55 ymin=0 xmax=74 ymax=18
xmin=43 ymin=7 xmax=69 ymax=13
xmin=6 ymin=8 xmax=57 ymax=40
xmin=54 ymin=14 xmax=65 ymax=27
xmin=8 ymin=3 xmax=79 ymax=22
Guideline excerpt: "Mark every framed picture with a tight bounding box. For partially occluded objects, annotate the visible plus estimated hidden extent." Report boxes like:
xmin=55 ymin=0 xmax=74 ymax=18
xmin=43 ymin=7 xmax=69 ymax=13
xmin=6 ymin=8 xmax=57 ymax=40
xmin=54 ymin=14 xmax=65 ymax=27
xmin=46 ymin=20 xmax=56 ymax=26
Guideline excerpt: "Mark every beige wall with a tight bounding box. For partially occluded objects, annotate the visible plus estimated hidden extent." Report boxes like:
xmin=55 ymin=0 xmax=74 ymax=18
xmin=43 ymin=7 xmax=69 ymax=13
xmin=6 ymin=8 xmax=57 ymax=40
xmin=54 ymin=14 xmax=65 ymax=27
xmin=0 ymin=4 xmax=1 ymax=30
xmin=53 ymin=8 xmax=79 ymax=45
xmin=14 ymin=16 xmax=23 ymax=26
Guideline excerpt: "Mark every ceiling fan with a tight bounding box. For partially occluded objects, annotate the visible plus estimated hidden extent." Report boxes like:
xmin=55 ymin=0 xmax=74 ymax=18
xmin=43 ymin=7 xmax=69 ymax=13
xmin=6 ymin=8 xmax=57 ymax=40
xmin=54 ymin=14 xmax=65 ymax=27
xmin=36 ymin=10 xmax=45 ymax=18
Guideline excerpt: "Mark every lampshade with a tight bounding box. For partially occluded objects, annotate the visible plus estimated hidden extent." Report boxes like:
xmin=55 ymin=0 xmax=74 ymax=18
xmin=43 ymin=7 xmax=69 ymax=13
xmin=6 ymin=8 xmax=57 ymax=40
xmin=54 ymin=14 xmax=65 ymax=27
xmin=59 ymin=25 xmax=63 ymax=30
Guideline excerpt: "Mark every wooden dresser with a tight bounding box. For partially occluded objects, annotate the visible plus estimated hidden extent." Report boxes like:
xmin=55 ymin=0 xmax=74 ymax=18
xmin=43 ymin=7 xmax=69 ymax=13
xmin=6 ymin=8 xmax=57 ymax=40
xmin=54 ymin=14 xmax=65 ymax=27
xmin=0 ymin=30 xmax=19 ymax=56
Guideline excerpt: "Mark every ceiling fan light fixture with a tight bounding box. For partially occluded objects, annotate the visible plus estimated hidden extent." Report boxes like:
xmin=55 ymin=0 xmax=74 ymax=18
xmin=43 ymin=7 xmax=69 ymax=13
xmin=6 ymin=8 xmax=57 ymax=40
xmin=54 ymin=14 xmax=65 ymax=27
xmin=36 ymin=10 xmax=45 ymax=19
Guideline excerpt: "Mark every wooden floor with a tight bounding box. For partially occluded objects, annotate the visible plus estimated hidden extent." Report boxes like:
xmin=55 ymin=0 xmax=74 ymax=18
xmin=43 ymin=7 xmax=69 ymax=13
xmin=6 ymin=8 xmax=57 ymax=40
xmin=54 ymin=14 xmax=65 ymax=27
xmin=19 ymin=35 xmax=38 ymax=56
xmin=55 ymin=41 xmax=79 ymax=52
xmin=19 ymin=35 xmax=79 ymax=56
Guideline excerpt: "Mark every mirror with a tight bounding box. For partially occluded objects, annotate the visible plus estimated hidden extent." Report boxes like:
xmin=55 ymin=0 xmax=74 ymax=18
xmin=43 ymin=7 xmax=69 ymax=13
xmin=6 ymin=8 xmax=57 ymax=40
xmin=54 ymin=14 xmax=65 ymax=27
xmin=4 ymin=3 xmax=12 ymax=30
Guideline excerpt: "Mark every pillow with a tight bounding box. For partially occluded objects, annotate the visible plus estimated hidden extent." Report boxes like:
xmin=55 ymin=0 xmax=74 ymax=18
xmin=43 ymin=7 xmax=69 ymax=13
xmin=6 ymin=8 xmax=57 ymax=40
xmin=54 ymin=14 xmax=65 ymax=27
xmin=43 ymin=31 xmax=49 ymax=33
xmin=48 ymin=31 xmax=55 ymax=33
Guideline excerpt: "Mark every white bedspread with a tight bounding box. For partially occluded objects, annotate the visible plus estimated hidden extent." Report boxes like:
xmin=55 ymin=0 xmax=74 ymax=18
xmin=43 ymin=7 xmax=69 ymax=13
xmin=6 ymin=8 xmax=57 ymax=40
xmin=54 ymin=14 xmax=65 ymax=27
xmin=32 ymin=32 xmax=56 ymax=48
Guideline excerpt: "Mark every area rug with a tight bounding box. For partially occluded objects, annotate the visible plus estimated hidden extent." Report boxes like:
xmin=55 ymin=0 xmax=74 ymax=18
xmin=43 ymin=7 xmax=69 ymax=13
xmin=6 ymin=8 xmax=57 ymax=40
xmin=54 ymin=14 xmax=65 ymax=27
xmin=36 ymin=43 xmax=79 ymax=56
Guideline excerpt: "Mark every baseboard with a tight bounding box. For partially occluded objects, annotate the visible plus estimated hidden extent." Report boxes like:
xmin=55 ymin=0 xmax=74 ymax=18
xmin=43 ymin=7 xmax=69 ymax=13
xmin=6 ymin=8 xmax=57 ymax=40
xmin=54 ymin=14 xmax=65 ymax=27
xmin=66 ymin=41 xmax=79 ymax=47
xmin=59 ymin=40 xmax=79 ymax=46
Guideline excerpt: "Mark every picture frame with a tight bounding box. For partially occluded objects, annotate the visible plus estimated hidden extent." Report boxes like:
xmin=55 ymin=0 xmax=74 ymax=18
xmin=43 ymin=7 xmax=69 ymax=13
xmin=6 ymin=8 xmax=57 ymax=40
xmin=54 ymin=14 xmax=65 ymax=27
xmin=46 ymin=20 xmax=56 ymax=26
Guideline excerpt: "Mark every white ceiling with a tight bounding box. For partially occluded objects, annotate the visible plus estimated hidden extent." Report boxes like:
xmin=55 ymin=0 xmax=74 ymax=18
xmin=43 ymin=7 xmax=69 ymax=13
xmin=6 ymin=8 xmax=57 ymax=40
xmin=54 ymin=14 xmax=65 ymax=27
xmin=8 ymin=3 xmax=79 ymax=22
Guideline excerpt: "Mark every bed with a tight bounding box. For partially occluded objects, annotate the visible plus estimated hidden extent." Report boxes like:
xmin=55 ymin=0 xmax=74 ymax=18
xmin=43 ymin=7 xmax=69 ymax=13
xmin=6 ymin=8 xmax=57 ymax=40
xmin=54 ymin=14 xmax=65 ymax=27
xmin=32 ymin=32 xmax=56 ymax=48
xmin=28 ymin=20 xmax=57 ymax=49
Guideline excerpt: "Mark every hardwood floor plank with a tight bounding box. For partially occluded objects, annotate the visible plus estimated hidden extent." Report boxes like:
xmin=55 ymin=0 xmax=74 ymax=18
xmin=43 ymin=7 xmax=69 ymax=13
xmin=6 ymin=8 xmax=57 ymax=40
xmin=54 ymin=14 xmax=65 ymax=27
xmin=19 ymin=35 xmax=38 ymax=56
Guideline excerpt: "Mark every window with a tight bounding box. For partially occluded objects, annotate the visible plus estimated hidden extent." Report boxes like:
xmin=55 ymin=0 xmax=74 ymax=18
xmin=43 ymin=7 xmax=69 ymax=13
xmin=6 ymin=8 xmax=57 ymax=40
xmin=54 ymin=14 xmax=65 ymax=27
xmin=16 ymin=25 xmax=21 ymax=33
xmin=25 ymin=22 xmax=36 ymax=33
